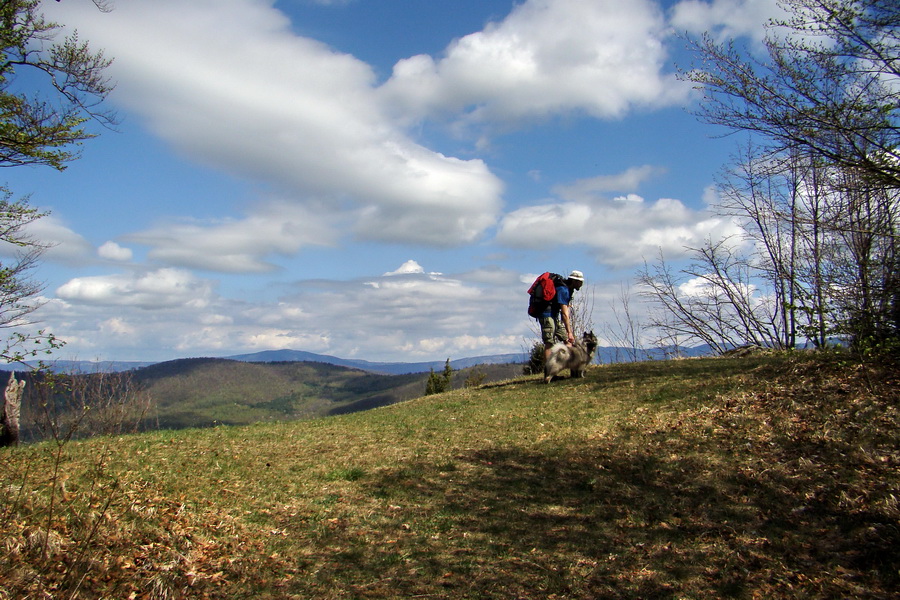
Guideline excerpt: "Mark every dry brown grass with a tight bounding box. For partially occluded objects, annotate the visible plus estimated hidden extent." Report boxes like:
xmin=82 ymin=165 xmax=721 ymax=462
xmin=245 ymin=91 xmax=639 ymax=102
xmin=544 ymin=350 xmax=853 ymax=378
xmin=2 ymin=352 xmax=898 ymax=599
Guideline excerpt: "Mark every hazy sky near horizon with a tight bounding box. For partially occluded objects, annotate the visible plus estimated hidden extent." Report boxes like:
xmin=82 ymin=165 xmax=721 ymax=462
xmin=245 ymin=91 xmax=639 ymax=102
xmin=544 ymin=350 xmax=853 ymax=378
xmin=4 ymin=0 xmax=783 ymax=364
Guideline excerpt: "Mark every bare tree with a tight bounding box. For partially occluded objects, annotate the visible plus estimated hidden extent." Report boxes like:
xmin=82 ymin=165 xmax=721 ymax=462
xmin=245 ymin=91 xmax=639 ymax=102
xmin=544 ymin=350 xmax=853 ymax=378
xmin=675 ymin=0 xmax=900 ymax=351
xmin=713 ymin=142 xmax=838 ymax=349
xmin=604 ymin=282 xmax=646 ymax=362
xmin=684 ymin=0 xmax=899 ymax=189
xmin=826 ymin=169 xmax=900 ymax=347
xmin=569 ymin=282 xmax=595 ymax=338
xmin=639 ymin=235 xmax=796 ymax=355
xmin=640 ymin=149 xmax=898 ymax=353
xmin=638 ymin=251 xmax=733 ymax=353
xmin=31 ymin=369 xmax=153 ymax=441
xmin=0 ymin=190 xmax=65 ymax=364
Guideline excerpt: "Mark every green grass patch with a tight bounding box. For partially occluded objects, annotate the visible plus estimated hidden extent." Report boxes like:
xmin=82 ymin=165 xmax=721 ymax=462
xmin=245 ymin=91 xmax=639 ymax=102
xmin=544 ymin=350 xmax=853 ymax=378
xmin=2 ymin=353 xmax=898 ymax=599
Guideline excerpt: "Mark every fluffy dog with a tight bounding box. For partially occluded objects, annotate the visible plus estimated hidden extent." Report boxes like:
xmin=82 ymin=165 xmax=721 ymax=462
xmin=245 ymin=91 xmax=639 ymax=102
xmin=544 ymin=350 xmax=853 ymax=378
xmin=544 ymin=331 xmax=599 ymax=383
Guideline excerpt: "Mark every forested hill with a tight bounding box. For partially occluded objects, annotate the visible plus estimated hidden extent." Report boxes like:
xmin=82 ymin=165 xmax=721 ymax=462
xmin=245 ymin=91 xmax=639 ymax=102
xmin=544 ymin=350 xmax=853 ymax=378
xmin=131 ymin=357 xmax=523 ymax=430
xmin=131 ymin=358 xmax=423 ymax=430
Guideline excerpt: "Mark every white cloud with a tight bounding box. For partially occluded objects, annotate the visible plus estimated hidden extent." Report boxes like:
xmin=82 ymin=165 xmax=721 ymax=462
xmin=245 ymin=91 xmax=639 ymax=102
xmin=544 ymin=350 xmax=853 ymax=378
xmin=37 ymin=261 xmax=535 ymax=362
xmin=678 ymin=275 xmax=759 ymax=308
xmin=56 ymin=268 xmax=214 ymax=310
xmin=497 ymin=191 xmax=743 ymax=268
xmin=7 ymin=218 xmax=130 ymax=268
xmin=384 ymin=260 xmax=426 ymax=276
xmin=98 ymin=241 xmax=133 ymax=262
xmin=45 ymin=0 xmax=504 ymax=254
xmin=670 ymin=0 xmax=786 ymax=43
xmin=126 ymin=201 xmax=339 ymax=273
xmin=380 ymin=0 xmax=690 ymax=130
xmin=39 ymin=0 xmax=733 ymax=270
xmin=100 ymin=317 xmax=136 ymax=337
xmin=496 ymin=164 xmax=747 ymax=267
xmin=553 ymin=165 xmax=667 ymax=202
xmin=19 ymin=215 xmax=94 ymax=266
xmin=22 ymin=0 xmax=788 ymax=364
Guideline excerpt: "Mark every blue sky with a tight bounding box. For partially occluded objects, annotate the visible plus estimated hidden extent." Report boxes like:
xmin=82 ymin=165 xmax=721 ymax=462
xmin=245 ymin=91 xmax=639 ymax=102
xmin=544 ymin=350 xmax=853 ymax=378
xmin=4 ymin=0 xmax=783 ymax=364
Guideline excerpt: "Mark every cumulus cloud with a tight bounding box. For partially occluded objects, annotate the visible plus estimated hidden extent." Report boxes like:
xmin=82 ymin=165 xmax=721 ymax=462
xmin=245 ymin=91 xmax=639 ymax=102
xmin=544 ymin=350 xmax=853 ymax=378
xmin=98 ymin=241 xmax=133 ymax=262
xmin=56 ymin=268 xmax=214 ymax=310
xmin=265 ymin=262 xmax=527 ymax=359
xmin=126 ymin=201 xmax=339 ymax=273
xmin=8 ymin=217 xmax=130 ymax=268
xmin=40 ymin=260 xmax=533 ymax=362
xmin=497 ymin=167 xmax=743 ymax=267
xmin=45 ymin=0 xmax=504 ymax=254
xmin=25 ymin=0 xmax=782 ymax=363
xmin=100 ymin=317 xmax=136 ymax=337
xmin=40 ymin=0 xmax=719 ymax=268
xmin=380 ymin=0 xmax=690 ymax=129
xmin=384 ymin=260 xmax=426 ymax=276
xmin=670 ymin=0 xmax=786 ymax=43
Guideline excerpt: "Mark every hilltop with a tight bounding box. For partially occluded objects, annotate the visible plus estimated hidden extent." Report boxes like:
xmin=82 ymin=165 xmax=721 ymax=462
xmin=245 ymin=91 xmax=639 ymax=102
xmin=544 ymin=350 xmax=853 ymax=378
xmin=13 ymin=357 xmax=526 ymax=439
xmin=131 ymin=357 xmax=428 ymax=430
xmin=132 ymin=356 xmax=523 ymax=429
xmin=2 ymin=352 xmax=897 ymax=599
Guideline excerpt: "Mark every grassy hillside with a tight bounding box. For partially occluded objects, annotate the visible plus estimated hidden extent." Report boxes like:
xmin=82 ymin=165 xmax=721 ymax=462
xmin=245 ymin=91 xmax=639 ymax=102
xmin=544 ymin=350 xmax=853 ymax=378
xmin=134 ymin=358 xmax=524 ymax=429
xmin=15 ymin=358 xmax=525 ymax=438
xmin=133 ymin=358 xmax=430 ymax=429
xmin=2 ymin=352 xmax=898 ymax=599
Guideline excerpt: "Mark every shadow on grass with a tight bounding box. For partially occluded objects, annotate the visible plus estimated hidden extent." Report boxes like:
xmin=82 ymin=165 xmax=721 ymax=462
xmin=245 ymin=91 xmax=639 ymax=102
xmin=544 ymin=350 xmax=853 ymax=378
xmin=302 ymin=433 xmax=898 ymax=599
xmin=443 ymin=443 xmax=897 ymax=598
xmin=280 ymin=356 xmax=899 ymax=599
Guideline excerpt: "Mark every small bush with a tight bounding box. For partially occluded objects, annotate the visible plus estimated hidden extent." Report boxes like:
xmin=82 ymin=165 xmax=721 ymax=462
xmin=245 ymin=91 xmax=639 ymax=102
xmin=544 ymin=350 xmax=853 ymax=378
xmin=425 ymin=359 xmax=453 ymax=395
xmin=523 ymin=342 xmax=545 ymax=375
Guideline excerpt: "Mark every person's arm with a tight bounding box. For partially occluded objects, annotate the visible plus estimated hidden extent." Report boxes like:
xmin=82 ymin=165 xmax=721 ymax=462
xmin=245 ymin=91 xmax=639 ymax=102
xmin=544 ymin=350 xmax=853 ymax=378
xmin=560 ymin=304 xmax=575 ymax=345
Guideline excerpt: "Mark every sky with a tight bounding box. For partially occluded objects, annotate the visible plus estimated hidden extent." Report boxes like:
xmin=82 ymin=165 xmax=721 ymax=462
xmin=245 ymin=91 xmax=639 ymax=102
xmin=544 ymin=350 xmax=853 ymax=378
xmin=3 ymin=0 xmax=785 ymax=364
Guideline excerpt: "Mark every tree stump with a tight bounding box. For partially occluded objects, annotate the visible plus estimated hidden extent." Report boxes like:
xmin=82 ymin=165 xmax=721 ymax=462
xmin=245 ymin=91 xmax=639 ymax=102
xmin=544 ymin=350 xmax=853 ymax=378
xmin=0 ymin=373 xmax=25 ymax=447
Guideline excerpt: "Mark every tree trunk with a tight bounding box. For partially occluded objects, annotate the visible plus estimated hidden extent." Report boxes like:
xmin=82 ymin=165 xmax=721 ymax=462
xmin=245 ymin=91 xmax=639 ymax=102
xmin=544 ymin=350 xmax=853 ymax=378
xmin=0 ymin=373 xmax=25 ymax=447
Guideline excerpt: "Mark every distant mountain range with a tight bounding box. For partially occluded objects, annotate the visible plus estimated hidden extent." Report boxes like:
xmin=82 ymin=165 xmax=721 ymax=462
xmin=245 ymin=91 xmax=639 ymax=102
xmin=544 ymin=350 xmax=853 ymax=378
xmin=0 ymin=345 xmax=715 ymax=375
xmin=224 ymin=349 xmax=530 ymax=375
xmin=226 ymin=346 xmax=715 ymax=373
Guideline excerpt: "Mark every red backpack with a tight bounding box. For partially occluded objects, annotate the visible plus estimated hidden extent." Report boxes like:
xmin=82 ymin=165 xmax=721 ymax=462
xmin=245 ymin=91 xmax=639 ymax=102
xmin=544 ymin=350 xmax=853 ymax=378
xmin=527 ymin=272 xmax=565 ymax=317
